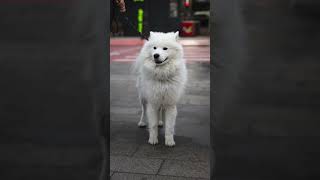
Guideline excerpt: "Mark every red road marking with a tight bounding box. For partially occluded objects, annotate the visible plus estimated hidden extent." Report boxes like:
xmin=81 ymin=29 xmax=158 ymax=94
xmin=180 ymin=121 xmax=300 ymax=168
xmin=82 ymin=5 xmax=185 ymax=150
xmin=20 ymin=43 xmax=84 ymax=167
xmin=111 ymin=45 xmax=210 ymax=63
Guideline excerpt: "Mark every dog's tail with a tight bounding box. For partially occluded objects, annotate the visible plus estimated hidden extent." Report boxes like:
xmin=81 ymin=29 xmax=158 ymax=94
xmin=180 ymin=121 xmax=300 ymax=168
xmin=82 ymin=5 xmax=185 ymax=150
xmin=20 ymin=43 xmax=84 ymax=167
xmin=130 ymin=59 xmax=140 ymax=78
xmin=130 ymin=45 xmax=147 ymax=75
xmin=131 ymin=57 xmax=140 ymax=74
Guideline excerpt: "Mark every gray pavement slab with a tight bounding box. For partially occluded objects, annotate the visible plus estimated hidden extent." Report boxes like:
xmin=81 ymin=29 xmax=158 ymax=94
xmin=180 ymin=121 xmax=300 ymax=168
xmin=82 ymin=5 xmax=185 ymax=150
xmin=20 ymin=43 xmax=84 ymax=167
xmin=111 ymin=172 xmax=208 ymax=180
xmin=110 ymin=121 xmax=148 ymax=144
xmin=133 ymin=144 xmax=209 ymax=162
xmin=110 ymin=141 xmax=140 ymax=156
xmin=110 ymin=156 xmax=163 ymax=175
xmin=158 ymin=160 xmax=210 ymax=179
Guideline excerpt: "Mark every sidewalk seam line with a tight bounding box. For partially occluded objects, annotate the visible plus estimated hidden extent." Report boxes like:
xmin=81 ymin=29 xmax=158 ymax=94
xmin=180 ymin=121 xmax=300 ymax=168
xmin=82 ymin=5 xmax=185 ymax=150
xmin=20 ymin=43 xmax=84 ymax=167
xmin=155 ymin=159 xmax=165 ymax=175
xmin=130 ymin=144 xmax=141 ymax=157
xmin=111 ymin=154 xmax=209 ymax=163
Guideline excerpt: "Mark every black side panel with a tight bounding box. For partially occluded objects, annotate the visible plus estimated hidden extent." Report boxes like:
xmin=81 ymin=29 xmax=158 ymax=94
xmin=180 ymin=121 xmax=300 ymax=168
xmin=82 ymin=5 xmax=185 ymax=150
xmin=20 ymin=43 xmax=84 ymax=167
xmin=0 ymin=1 xmax=109 ymax=180
xmin=213 ymin=0 xmax=320 ymax=179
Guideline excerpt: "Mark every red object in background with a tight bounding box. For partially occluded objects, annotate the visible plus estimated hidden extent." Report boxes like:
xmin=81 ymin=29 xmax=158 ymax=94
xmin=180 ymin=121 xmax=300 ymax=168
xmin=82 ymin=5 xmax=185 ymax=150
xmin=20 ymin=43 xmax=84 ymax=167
xmin=180 ymin=21 xmax=197 ymax=37
xmin=184 ymin=1 xmax=190 ymax=7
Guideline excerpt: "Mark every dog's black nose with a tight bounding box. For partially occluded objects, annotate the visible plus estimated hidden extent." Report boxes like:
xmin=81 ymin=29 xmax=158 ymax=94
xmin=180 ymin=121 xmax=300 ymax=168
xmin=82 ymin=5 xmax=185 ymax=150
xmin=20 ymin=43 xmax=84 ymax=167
xmin=153 ymin=54 xmax=159 ymax=59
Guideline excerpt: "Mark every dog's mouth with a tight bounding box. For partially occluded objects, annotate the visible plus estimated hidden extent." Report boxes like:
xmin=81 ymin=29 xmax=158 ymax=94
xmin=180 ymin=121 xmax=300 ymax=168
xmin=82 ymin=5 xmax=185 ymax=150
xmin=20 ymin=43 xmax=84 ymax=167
xmin=155 ymin=57 xmax=168 ymax=65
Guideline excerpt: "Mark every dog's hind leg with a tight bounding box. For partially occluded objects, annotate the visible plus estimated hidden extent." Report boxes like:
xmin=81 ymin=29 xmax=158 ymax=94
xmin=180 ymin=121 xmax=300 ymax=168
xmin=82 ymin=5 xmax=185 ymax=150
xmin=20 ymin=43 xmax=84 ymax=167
xmin=138 ymin=98 xmax=147 ymax=127
xmin=158 ymin=106 xmax=163 ymax=127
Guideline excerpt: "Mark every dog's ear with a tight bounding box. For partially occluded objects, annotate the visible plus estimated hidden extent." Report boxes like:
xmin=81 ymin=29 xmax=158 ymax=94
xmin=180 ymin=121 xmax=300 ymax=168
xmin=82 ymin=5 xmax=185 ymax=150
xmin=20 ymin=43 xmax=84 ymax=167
xmin=174 ymin=31 xmax=179 ymax=41
xmin=149 ymin=31 xmax=155 ymax=40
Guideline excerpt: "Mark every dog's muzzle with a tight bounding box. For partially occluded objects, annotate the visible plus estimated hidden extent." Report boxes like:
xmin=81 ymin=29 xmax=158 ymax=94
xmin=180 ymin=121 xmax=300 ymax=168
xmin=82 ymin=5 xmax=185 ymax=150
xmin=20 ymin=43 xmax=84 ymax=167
xmin=153 ymin=53 xmax=168 ymax=65
xmin=154 ymin=57 xmax=168 ymax=65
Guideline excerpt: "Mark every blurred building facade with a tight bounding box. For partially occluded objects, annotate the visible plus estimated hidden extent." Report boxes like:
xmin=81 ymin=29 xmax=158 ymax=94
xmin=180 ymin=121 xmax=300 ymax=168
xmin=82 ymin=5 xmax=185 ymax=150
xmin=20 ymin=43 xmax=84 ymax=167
xmin=111 ymin=0 xmax=210 ymax=37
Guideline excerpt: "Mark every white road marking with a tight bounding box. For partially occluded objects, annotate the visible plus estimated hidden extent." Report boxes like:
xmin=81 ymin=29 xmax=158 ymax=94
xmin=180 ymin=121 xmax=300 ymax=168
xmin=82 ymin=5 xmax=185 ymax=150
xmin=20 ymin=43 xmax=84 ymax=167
xmin=110 ymin=46 xmax=141 ymax=56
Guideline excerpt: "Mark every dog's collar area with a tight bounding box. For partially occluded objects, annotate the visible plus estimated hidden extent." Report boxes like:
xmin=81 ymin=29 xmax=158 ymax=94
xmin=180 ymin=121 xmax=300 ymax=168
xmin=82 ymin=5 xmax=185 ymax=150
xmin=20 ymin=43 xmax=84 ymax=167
xmin=155 ymin=57 xmax=168 ymax=65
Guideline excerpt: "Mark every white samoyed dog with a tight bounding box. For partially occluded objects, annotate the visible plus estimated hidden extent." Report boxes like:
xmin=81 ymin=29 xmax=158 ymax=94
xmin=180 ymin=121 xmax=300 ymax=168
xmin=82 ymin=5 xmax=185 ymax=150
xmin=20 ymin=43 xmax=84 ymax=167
xmin=133 ymin=31 xmax=187 ymax=146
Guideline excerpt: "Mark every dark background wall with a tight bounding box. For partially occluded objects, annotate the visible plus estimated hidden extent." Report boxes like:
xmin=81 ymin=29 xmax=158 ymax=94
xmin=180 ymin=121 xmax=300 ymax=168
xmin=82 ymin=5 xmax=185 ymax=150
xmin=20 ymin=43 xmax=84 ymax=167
xmin=116 ymin=0 xmax=181 ymax=36
xmin=0 ymin=4 xmax=69 ymax=42
xmin=145 ymin=0 xmax=180 ymax=33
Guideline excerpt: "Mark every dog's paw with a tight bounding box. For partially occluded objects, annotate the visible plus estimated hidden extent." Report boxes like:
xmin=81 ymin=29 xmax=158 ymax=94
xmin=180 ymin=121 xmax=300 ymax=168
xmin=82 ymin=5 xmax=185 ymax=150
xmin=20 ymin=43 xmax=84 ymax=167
xmin=158 ymin=121 xmax=163 ymax=127
xmin=148 ymin=136 xmax=158 ymax=145
xmin=138 ymin=121 xmax=146 ymax=127
xmin=165 ymin=135 xmax=175 ymax=147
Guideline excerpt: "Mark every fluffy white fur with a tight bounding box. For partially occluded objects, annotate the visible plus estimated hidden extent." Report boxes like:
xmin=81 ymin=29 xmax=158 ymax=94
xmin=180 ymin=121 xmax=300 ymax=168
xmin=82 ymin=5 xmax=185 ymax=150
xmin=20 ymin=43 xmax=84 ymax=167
xmin=133 ymin=31 xmax=187 ymax=146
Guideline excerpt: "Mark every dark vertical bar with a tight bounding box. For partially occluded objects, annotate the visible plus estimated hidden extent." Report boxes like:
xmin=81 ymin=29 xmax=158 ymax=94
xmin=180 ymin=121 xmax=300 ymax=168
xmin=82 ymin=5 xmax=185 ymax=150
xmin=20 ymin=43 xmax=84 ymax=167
xmin=213 ymin=0 xmax=320 ymax=179
xmin=0 ymin=1 xmax=109 ymax=179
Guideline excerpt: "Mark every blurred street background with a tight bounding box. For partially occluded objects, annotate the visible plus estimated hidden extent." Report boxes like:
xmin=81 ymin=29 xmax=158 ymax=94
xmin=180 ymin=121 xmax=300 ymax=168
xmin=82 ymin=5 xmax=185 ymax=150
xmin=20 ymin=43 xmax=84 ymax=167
xmin=110 ymin=0 xmax=210 ymax=179
xmin=111 ymin=0 xmax=210 ymax=37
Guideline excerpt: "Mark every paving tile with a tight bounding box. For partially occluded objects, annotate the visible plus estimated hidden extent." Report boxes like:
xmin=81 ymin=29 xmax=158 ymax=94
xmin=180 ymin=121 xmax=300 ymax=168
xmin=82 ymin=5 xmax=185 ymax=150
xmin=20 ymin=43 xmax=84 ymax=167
xmin=110 ymin=141 xmax=139 ymax=156
xmin=110 ymin=156 xmax=163 ymax=175
xmin=179 ymin=95 xmax=210 ymax=106
xmin=110 ymin=121 xmax=148 ymax=144
xmin=133 ymin=144 xmax=209 ymax=162
xmin=111 ymin=107 xmax=141 ymax=115
xmin=158 ymin=160 xmax=209 ymax=179
xmin=110 ymin=114 xmax=140 ymax=123
xmin=111 ymin=172 xmax=208 ymax=180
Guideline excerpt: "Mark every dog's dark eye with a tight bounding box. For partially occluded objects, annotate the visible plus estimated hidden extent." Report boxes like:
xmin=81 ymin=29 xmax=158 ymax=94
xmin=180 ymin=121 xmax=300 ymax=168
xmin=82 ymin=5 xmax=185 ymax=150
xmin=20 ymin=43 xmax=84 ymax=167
xmin=153 ymin=47 xmax=157 ymax=50
xmin=163 ymin=47 xmax=168 ymax=50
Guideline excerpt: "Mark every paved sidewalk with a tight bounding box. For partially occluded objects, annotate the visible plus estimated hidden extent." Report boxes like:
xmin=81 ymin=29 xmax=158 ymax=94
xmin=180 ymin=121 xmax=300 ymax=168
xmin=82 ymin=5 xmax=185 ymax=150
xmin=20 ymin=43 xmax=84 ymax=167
xmin=110 ymin=39 xmax=210 ymax=179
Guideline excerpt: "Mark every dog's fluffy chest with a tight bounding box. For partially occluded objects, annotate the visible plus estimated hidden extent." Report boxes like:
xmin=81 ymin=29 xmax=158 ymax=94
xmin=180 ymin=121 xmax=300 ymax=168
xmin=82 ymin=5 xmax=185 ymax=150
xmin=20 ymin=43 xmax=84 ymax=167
xmin=144 ymin=78 xmax=181 ymax=105
xmin=136 ymin=54 xmax=187 ymax=106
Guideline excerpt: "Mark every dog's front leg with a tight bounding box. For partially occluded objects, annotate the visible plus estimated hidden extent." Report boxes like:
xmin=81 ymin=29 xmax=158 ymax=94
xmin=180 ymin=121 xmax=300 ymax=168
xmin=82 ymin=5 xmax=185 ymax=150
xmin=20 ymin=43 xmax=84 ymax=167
xmin=164 ymin=105 xmax=177 ymax=146
xmin=158 ymin=107 xmax=163 ymax=127
xmin=147 ymin=104 xmax=158 ymax=145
